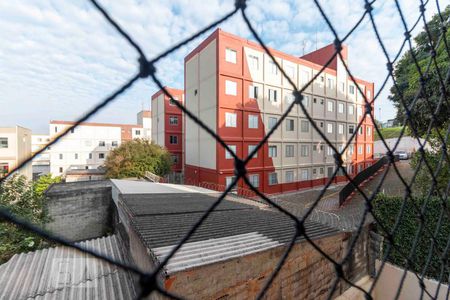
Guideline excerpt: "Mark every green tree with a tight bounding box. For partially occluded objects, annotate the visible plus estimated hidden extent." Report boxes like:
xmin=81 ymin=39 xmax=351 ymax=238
xmin=0 ymin=174 xmax=60 ymax=263
xmin=389 ymin=6 xmax=449 ymax=137
xmin=104 ymin=139 xmax=172 ymax=179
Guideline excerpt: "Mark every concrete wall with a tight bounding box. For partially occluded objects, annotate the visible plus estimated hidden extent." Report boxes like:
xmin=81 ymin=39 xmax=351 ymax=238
xmin=374 ymin=260 xmax=449 ymax=300
xmin=44 ymin=180 xmax=112 ymax=242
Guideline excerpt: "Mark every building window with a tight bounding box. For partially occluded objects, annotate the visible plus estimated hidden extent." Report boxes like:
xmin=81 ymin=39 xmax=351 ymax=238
xmin=319 ymin=167 xmax=324 ymax=175
xmin=268 ymin=89 xmax=278 ymax=102
xmin=268 ymin=145 xmax=277 ymax=158
xmin=0 ymin=138 xmax=8 ymax=148
xmin=302 ymin=95 xmax=309 ymax=107
xmin=268 ymin=117 xmax=278 ymax=130
xmin=225 ymin=80 xmax=237 ymax=96
xmin=338 ymin=103 xmax=344 ymax=114
xmin=269 ymin=60 xmax=278 ymax=75
xmin=249 ymin=174 xmax=259 ymax=187
xmin=358 ymin=145 xmax=363 ymax=154
xmin=366 ymin=145 xmax=371 ymax=154
xmin=74 ymin=153 xmax=78 ymax=160
xmin=225 ymin=112 xmax=237 ymax=128
xmin=99 ymin=153 xmax=105 ymax=159
xmin=89 ymin=153 xmax=93 ymax=159
xmin=171 ymin=154 xmax=179 ymax=164
xmin=327 ymin=146 xmax=333 ymax=156
xmin=327 ymin=123 xmax=333 ymax=134
xmin=59 ymin=154 xmax=63 ymax=160
xmin=367 ymin=126 xmax=371 ymax=136
xmin=169 ymin=97 xmax=179 ymax=106
xmin=226 ymin=176 xmax=235 ymax=188
xmin=327 ymin=78 xmax=334 ymax=89
xmin=248 ymin=114 xmax=258 ymax=129
xmin=340 ymin=82 xmax=345 ymax=93
xmin=348 ymin=125 xmax=355 ymax=134
xmin=70 ymin=128 xmax=75 ymax=134
xmin=301 ymin=169 xmax=309 ymax=180
xmin=248 ymin=54 xmax=259 ymax=69
xmin=301 ymin=120 xmax=309 ymax=133
xmin=319 ymin=75 xmax=325 ymax=83
xmin=349 ymin=145 xmax=354 ymax=155
xmin=301 ymin=70 xmax=310 ymax=85
xmin=357 ymin=106 xmax=363 ymax=117
xmin=327 ymin=101 xmax=334 ymax=112
xmin=285 ymin=170 xmax=294 ymax=183
xmin=248 ymin=145 xmax=258 ymax=158
xmin=285 ymin=93 xmax=295 ymax=104
xmin=338 ymin=124 xmax=344 ymax=135
xmin=338 ymin=144 xmax=344 ymax=153
xmin=313 ymin=168 xmax=317 ymax=175
xmin=54 ymin=126 xmax=58 ymax=133
xmin=249 ymin=85 xmax=258 ymax=99
xmin=313 ymin=145 xmax=317 ymax=151
xmin=348 ymin=105 xmax=354 ymax=115
xmin=135 ymin=130 xmax=141 ymax=135
xmin=170 ymin=135 xmax=178 ymax=144
xmin=268 ymin=172 xmax=278 ymax=185
xmin=59 ymin=167 xmax=63 ymax=173
xmin=349 ymin=85 xmax=355 ymax=95
xmin=99 ymin=141 xmax=106 ymax=147
xmin=286 ymin=119 xmax=294 ymax=131
xmin=285 ymin=145 xmax=295 ymax=157
xmin=359 ymin=126 xmax=363 ymax=135
xmin=225 ymin=48 xmax=237 ymax=63
xmin=300 ymin=145 xmax=309 ymax=157
xmin=169 ymin=116 xmax=178 ymax=125
xmin=285 ymin=65 xmax=295 ymax=78
xmin=112 ymin=141 xmax=118 ymax=147
xmin=225 ymin=145 xmax=236 ymax=159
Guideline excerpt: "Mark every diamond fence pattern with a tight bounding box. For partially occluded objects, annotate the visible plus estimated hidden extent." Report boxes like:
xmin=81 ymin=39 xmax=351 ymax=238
xmin=0 ymin=0 xmax=449 ymax=299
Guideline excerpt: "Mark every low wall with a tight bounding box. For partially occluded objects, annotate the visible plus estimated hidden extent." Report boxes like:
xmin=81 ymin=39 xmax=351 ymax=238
xmin=374 ymin=260 xmax=449 ymax=300
xmin=44 ymin=180 xmax=112 ymax=242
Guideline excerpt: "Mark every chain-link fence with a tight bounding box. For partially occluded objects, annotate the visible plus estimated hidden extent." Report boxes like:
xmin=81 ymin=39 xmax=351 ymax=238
xmin=0 ymin=0 xmax=449 ymax=299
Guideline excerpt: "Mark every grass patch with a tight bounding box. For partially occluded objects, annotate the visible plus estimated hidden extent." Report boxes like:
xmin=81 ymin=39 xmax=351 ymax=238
xmin=374 ymin=127 xmax=403 ymax=140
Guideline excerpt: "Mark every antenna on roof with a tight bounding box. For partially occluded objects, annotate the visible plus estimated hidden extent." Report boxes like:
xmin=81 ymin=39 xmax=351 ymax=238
xmin=315 ymin=30 xmax=318 ymax=51
xmin=302 ymin=40 xmax=306 ymax=56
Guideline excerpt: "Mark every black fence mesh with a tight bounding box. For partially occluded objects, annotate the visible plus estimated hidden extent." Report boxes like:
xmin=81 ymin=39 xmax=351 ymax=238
xmin=0 ymin=0 xmax=449 ymax=299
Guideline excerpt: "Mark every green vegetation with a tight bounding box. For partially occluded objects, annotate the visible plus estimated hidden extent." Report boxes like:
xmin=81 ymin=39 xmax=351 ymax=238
xmin=104 ymin=139 xmax=172 ymax=179
xmin=0 ymin=174 xmax=61 ymax=264
xmin=389 ymin=6 xmax=449 ymax=137
xmin=410 ymin=128 xmax=449 ymax=198
xmin=373 ymin=194 xmax=449 ymax=281
xmin=374 ymin=126 xmax=403 ymax=141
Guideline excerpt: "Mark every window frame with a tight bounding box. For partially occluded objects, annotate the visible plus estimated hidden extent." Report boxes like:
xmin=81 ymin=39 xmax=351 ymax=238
xmin=225 ymin=48 xmax=237 ymax=64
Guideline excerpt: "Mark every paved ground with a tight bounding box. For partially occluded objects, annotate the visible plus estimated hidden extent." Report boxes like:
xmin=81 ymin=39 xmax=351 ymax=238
xmin=270 ymin=160 xmax=414 ymax=231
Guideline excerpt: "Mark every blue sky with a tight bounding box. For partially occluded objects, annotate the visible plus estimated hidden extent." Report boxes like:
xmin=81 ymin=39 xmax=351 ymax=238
xmin=0 ymin=0 xmax=439 ymax=133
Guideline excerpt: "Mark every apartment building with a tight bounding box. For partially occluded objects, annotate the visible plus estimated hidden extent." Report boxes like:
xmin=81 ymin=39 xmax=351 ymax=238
xmin=31 ymin=134 xmax=51 ymax=177
xmin=0 ymin=126 xmax=32 ymax=179
xmin=151 ymin=87 xmax=184 ymax=173
xmin=49 ymin=111 xmax=151 ymax=176
xmin=184 ymin=29 xmax=374 ymax=195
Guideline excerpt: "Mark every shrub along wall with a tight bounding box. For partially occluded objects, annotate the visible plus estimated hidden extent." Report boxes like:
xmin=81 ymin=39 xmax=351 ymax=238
xmin=372 ymin=194 xmax=449 ymax=282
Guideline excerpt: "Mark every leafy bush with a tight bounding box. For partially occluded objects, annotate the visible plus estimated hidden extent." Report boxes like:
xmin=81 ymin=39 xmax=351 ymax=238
xmin=372 ymin=194 xmax=449 ymax=281
xmin=0 ymin=174 xmax=61 ymax=263
xmin=104 ymin=139 xmax=172 ymax=179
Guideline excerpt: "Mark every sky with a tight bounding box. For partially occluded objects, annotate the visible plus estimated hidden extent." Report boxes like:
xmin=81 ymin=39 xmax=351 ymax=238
xmin=0 ymin=0 xmax=441 ymax=134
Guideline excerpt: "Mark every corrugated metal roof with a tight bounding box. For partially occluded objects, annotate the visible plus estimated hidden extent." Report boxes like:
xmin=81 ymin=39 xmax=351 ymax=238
xmin=0 ymin=235 xmax=137 ymax=300
xmin=120 ymin=190 xmax=339 ymax=275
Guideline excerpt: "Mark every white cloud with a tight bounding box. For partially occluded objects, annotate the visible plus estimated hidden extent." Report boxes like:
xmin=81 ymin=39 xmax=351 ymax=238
xmin=0 ymin=0 xmax=442 ymax=133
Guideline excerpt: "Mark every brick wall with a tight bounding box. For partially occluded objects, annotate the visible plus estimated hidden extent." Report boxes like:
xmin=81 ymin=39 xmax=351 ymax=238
xmin=162 ymin=233 xmax=345 ymax=300
xmin=44 ymin=180 xmax=112 ymax=242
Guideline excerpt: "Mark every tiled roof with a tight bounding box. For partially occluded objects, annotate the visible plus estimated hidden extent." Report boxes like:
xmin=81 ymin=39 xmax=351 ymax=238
xmin=0 ymin=235 xmax=136 ymax=300
xmin=118 ymin=186 xmax=339 ymax=275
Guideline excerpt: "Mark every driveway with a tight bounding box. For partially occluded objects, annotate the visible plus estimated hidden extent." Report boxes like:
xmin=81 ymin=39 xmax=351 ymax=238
xmin=270 ymin=160 xmax=414 ymax=231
